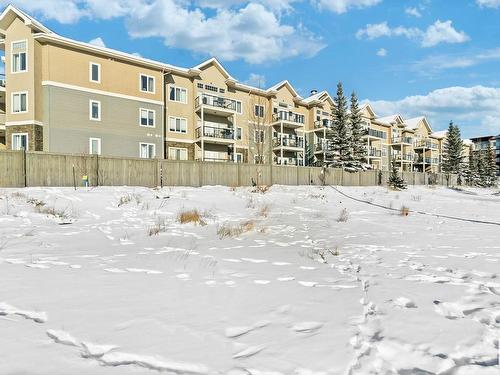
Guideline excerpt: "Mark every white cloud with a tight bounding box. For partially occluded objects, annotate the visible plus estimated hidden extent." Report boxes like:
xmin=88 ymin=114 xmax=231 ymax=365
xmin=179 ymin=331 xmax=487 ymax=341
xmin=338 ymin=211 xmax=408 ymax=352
xmin=314 ymin=0 xmax=382 ymax=14
xmin=2 ymin=0 xmax=325 ymax=64
xmin=405 ymin=7 xmax=421 ymax=17
xmin=356 ymin=20 xmax=469 ymax=47
xmin=366 ymin=86 xmax=500 ymax=137
xmin=376 ymin=48 xmax=387 ymax=57
xmin=244 ymin=73 xmax=266 ymax=87
xmin=88 ymin=37 xmax=106 ymax=47
xmin=476 ymin=0 xmax=500 ymax=8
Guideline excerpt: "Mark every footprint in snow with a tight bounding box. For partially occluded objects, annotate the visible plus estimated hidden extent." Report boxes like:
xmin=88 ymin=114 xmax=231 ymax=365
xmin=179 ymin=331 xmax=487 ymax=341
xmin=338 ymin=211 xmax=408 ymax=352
xmin=0 ymin=302 xmax=47 ymax=323
xmin=291 ymin=321 xmax=323 ymax=333
xmin=232 ymin=344 xmax=266 ymax=359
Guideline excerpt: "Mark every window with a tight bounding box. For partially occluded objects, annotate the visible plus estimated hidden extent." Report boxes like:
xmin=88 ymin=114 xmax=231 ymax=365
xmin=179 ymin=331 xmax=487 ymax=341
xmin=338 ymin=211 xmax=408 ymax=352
xmin=169 ymin=86 xmax=187 ymax=103
xmin=254 ymin=130 xmax=264 ymax=143
xmin=12 ymin=133 xmax=28 ymax=150
xmin=89 ymin=100 xmax=101 ymax=121
xmin=139 ymin=108 xmax=155 ymax=127
xmin=140 ymin=143 xmax=155 ymax=159
xmin=169 ymin=147 xmax=188 ymax=161
xmin=11 ymin=40 xmax=27 ymax=73
xmin=235 ymin=153 xmax=243 ymax=163
xmin=140 ymin=74 xmax=155 ymax=93
xmin=205 ymin=84 xmax=218 ymax=92
xmin=12 ymin=92 xmax=28 ymax=113
xmin=89 ymin=62 xmax=100 ymax=83
xmin=236 ymin=127 xmax=242 ymax=140
xmin=89 ymin=138 xmax=101 ymax=155
xmin=169 ymin=117 xmax=187 ymax=133
xmin=254 ymin=105 xmax=264 ymax=118
xmin=219 ymin=88 xmax=225 ymax=94
xmin=197 ymin=83 xmax=204 ymax=89
xmin=236 ymin=100 xmax=242 ymax=114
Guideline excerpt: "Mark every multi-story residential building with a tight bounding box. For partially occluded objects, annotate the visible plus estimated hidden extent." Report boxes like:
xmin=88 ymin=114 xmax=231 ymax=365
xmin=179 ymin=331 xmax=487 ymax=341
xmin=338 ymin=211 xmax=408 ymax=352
xmin=0 ymin=5 xmax=463 ymax=173
xmin=470 ymin=135 xmax=500 ymax=174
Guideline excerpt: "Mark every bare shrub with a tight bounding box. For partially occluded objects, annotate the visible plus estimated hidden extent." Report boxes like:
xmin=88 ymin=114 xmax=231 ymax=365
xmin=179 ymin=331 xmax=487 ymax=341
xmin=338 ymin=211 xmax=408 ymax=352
xmin=400 ymin=206 xmax=410 ymax=216
xmin=117 ymin=194 xmax=133 ymax=207
xmin=299 ymin=247 xmax=340 ymax=264
xmin=177 ymin=209 xmax=206 ymax=226
xmin=337 ymin=208 xmax=349 ymax=222
xmin=257 ymin=204 xmax=270 ymax=218
xmin=148 ymin=216 xmax=167 ymax=236
xmin=251 ymin=185 xmax=270 ymax=194
xmin=217 ymin=220 xmax=254 ymax=239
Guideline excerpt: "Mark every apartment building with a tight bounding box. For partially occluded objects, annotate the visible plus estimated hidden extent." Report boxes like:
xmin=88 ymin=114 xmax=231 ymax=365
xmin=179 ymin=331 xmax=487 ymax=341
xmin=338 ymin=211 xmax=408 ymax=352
xmin=0 ymin=5 xmax=453 ymax=172
xmin=470 ymin=135 xmax=500 ymax=174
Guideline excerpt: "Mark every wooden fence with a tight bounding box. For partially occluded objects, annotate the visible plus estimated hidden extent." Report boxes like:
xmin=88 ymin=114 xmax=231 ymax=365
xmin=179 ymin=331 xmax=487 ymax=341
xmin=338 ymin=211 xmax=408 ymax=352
xmin=0 ymin=151 xmax=458 ymax=188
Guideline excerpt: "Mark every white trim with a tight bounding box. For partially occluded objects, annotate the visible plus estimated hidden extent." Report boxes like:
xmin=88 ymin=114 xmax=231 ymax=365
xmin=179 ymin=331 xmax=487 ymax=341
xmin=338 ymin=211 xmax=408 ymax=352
xmin=168 ymin=146 xmax=188 ymax=161
xmin=139 ymin=108 xmax=155 ymax=128
xmin=168 ymin=85 xmax=188 ymax=104
xmin=168 ymin=116 xmax=187 ymax=134
xmin=11 ymin=132 xmax=28 ymax=151
xmin=139 ymin=74 xmax=155 ymax=94
xmin=11 ymin=39 xmax=28 ymax=74
xmin=89 ymin=100 xmax=101 ymax=121
xmin=89 ymin=137 xmax=101 ymax=155
xmin=139 ymin=142 xmax=156 ymax=159
xmin=236 ymin=126 xmax=243 ymax=140
xmin=235 ymin=100 xmax=242 ymax=115
xmin=89 ymin=62 xmax=101 ymax=83
xmin=6 ymin=120 xmax=43 ymax=126
xmin=166 ymin=138 xmax=195 ymax=144
xmin=11 ymin=91 xmax=28 ymax=114
xmin=41 ymin=81 xmax=163 ymax=106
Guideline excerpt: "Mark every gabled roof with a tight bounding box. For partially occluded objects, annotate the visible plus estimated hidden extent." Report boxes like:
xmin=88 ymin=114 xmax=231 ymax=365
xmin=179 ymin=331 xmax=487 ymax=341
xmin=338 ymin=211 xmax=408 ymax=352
xmin=192 ymin=57 xmax=235 ymax=81
xmin=267 ymin=80 xmax=301 ymax=99
xmin=406 ymin=116 xmax=432 ymax=133
xmin=359 ymin=103 xmax=377 ymax=118
xmin=303 ymin=91 xmax=334 ymax=107
xmin=431 ymin=130 xmax=447 ymax=139
xmin=376 ymin=114 xmax=405 ymax=125
xmin=0 ymin=4 xmax=53 ymax=34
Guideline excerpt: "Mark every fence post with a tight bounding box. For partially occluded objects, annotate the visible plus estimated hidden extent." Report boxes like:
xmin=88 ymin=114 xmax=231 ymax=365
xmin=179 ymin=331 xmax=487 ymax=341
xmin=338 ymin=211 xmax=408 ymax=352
xmin=237 ymin=163 xmax=241 ymax=187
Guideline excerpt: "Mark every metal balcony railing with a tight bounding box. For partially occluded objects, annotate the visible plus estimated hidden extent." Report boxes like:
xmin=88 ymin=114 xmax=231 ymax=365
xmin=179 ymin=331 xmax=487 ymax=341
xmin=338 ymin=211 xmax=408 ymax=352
xmin=314 ymin=119 xmax=333 ymax=128
xmin=195 ymin=94 xmax=237 ymax=112
xmin=273 ymin=137 xmax=304 ymax=148
xmin=365 ymin=128 xmax=387 ymax=139
xmin=414 ymin=140 xmax=438 ymax=149
xmin=392 ymin=136 xmax=413 ymax=144
xmin=272 ymin=112 xmax=305 ymax=124
xmin=366 ymin=147 xmax=381 ymax=157
xmin=195 ymin=125 xmax=234 ymax=140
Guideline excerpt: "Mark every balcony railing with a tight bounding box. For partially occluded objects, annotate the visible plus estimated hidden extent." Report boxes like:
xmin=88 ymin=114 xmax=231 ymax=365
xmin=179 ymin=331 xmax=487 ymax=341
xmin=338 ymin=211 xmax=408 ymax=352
xmin=315 ymin=141 xmax=333 ymax=152
xmin=366 ymin=147 xmax=381 ymax=157
xmin=273 ymin=137 xmax=304 ymax=148
xmin=416 ymin=156 xmax=439 ymax=164
xmin=197 ymin=156 xmax=232 ymax=162
xmin=414 ymin=140 xmax=438 ymax=150
xmin=274 ymin=157 xmax=303 ymax=166
xmin=0 ymin=74 xmax=5 ymax=88
xmin=392 ymin=136 xmax=413 ymax=144
xmin=195 ymin=94 xmax=238 ymax=112
xmin=394 ymin=153 xmax=414 ymax=162
xmin=272 ymin=112 xmax=305 ymax=124
xmin=365 ymin=128 xmax=387 ymax=139
xmin=314 ymin=119 xmax=333 ymax=129
xmin=195 ymin=125 xmax=234 ymax=140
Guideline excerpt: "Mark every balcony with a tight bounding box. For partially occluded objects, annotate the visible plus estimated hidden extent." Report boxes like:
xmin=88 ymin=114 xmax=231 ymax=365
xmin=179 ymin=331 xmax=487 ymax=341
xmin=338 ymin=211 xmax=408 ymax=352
xmin=0 ymin=73 xmax=5 ymax=88
xmin=366 ymin=147 xmax=382 ymax=158
xmin=273 ymin=136 xmax=304 ymax=149
xmin=364 ymin=128 xmax=387 ymax=139
xmin=195 ymin=94 xmax=238 ymax=117
xmin=414 ymin=140 xmax=438 ymax=150
xmin=272 ymin=112 xmax=305 ymax=128
xmin=314 ymin=141 xmax=333 ymax=153
xmin=394 ymin=153 xmax=414 ymax=162
xmin=274 ymin=157 xmax=303 ymax=166
xmin=415 ymin=156 xmax=439 ymax=164
xmin=195 ymin=125 xmax=234 ymax=143
xmin=392 ymin=136 xmax=413 ymax=145
xmin=314 ymin=119 xmax=333 ymax=129
xmin=197 ymin=156 xmax=233 ymax=163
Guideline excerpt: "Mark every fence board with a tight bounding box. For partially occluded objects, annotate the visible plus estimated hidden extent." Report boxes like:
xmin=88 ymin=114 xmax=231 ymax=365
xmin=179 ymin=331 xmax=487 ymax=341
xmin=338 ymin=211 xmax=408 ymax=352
xmin=0 ymin=151 xmax=24 ymax=187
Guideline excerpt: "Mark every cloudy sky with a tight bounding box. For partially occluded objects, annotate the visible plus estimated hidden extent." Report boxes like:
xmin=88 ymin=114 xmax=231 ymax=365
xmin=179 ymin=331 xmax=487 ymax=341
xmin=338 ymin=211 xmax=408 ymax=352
xmin=3 ymin=0 xmax=500 ymax=137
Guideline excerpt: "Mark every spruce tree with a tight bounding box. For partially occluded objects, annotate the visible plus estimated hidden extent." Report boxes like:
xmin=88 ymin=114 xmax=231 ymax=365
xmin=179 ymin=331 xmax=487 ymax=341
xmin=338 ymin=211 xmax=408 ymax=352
xmin=388 ymin=158 xmax=406 ymax=190
xmin=476 ymin=151 xmax=486 ymax=187
xmin=485 ymin=143 xmax=498 ymax=186
xmin=330 ymin=82 xmax=352 ymax=168
xmin=441 ymin=121 xmax=463 ymax=178
xmin=349 ymin=91 xmax=366 ymax=169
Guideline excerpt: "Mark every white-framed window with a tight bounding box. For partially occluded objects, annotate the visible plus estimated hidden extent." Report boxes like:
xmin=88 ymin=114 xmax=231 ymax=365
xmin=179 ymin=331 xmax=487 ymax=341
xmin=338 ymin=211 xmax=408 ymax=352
xmin=140 ymin=74 xmax=155 ymax=93
xmin=254 ymin=129 xmax=264 ymax=143
xmin=89 ymin=137 xmax=101 ymax=155
xmin=89 ymin=62 xmax=100 ymax=83
xmin=89 ymin=100 xmax=101 ymax=121
xmin=11 ymin=92 xmax=28 ymax=113
xmin=168 ymin=147 xmax=188 ymax=160
xmin=254 ymin=104 xmax=264 ymax=118
xmin=235 ymin=100 xmax=242 ymax=114
xmin=169 ymin=116 xmax=187 ymax=134
xmin=11 ymin=40 xmax=27 ymax=73
xmin=12 ymin=133 xmax=28 ymax=150
xmin=236 ymin=127 xmax=242 ymax=140
xmin=235 ymin=153 xmax=243 ymax=163
xmin=139 ymin=143 xmax=156 ymax=159
xmin=139 ymin=108 xmax=155 ymax=127
xmin=169 ymin=86 xmax=187 ymax=104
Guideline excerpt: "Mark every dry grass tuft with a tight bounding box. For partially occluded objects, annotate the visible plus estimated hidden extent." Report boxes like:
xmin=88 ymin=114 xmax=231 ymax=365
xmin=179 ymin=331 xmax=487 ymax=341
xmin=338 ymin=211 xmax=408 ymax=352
xmin=177 ymin=209 xmax=206 ymax=226
xmin=257 ymin=204 xmax=270 ymax=218
xmin=337 ymin=208 xmax=349 ymax=223
xmin=118 ymin=194 xmax=133 ymax=207
xmin=251 ymin=185 xmax=270 ymax=194
xmin=147 ymin=216 xmax=167 ymax=236
xmin=400 ymin=206 xmax=410 ymax=216
xmin=217 ymin=220 xmax=255 ymax=239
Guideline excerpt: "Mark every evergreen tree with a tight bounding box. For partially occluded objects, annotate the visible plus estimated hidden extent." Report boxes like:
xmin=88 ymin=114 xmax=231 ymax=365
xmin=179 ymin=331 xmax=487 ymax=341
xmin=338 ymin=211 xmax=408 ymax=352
xmin=349 ymin=91 xmax=366 ymax=169
xmin=485 ymin=143 xmax=498 ymax=186
xmin=476 ymin=151 xmax=486 ymax=187
xmin=465 ymin=151 xmax=476 ymax=186
xmin=388 ymin=158 xmax=407 ymax=190
xmin=441 ymin=121 xmax=463 ymax=179
xmin=329 ymin=82 xmax=353 ymax=168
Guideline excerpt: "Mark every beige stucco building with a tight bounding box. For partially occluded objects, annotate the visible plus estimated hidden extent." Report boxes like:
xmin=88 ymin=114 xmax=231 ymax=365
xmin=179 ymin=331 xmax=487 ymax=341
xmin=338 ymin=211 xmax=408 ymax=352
xmin=0 ymin=5 xmax=460 ymax=172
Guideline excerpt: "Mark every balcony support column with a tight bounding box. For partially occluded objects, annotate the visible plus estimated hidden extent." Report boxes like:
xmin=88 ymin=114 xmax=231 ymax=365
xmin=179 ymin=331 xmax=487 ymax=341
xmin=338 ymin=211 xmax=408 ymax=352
xmin=201 ymin=108 xmax=205 ymax=162
xmin=323 ymin=128 xmax=326 ymax=163
xmin=280 ymin=122 xmax=284 ymax=165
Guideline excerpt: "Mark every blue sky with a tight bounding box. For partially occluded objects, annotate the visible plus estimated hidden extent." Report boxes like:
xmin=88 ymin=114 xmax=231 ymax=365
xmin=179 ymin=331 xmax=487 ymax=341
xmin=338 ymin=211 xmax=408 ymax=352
xmin=3 ymin=0 xmax=500 ymax=137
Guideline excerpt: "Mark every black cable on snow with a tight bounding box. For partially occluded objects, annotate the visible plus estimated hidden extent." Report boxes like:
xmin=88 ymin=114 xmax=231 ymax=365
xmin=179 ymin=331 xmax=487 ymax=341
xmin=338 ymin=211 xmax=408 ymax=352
xmin=329 ymin=185 xmax=500 ymax=227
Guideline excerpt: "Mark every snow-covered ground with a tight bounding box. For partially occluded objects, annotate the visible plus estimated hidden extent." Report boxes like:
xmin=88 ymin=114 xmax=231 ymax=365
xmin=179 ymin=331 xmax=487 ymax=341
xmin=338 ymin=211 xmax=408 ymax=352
xmin=0 ymin=185 xmax=499 ymax=375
